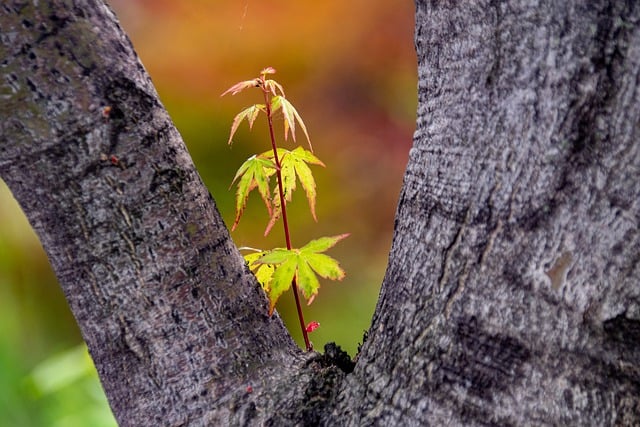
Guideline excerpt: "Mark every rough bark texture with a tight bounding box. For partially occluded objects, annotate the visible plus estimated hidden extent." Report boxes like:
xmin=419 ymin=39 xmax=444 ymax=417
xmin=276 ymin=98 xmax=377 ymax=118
xmin=1 ymin=0 xmax=639 ymax=426
xmin=331 ymin=1 xmax=640 ymax=425
xmin=0 ymin=1 xmax=347 ymax=426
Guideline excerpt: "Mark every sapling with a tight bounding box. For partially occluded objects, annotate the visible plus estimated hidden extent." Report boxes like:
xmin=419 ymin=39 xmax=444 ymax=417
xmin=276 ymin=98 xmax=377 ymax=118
xmin=222 ymin=67 xmax=348 ymax=351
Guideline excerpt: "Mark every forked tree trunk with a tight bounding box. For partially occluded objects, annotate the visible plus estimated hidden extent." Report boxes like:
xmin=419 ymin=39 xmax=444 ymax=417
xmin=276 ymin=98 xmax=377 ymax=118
xmin=0 ymin=0 xmax=638 ymax=425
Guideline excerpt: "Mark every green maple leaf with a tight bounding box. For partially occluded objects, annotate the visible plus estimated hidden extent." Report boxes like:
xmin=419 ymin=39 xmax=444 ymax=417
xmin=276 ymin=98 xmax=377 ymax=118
xmin=262 ymin=147 xmax=325 ymax=236
xmin=230 ymin=154 xmax=276 ymax=230
xmin=252 ymin=234 xmax=349 ymax=314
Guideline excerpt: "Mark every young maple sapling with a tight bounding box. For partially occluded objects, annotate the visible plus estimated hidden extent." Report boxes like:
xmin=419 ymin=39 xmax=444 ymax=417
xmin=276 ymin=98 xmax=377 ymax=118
xmin=222 ymin=67 xmax=348 ymax=351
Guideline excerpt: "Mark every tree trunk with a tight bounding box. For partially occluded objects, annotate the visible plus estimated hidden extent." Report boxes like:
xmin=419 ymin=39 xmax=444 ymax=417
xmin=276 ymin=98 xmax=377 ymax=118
xmin=0 ymin=1 xmax=313 ymax=425
xmin=331 ymin=1 xmax=640 ymax=425
xmin=1 ymin=0 xmax=639 ymax=426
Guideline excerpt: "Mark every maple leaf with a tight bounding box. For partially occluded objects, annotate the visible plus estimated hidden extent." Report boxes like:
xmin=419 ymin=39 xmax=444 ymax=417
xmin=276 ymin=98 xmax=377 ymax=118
xmin=263 ymin=184 xmax=283 ymax=237
xmin=260 ymin=66 xmax=276 ymax=76
xmin=227 ymin=104 xmax=266 ymax=145
xmin=263 ymin=79 xmax=285 ymax=97
xmin=270 ymin=96 xmax=313 ymax=151
xmin=230 ymin=155 xmax=276 ymax=230
xmin=221 ymin=78 xmax=261 ymax=97
xmin=262 ymin=147 xmax=325 ymax=235
xmin=254 ymin=234 xmax=349 ymax=314
xmin=243 ymin=249 xmax=275 ymax=292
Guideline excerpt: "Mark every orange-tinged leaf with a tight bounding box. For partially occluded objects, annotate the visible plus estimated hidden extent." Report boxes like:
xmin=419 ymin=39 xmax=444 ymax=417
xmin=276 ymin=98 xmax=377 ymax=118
xmin=221 ymin=78 xmax=260 ymax=97
xmin=245 ymin=104 xmax=265 ymax=129
xmin=264 ymin=79 xmax=285 ymax=97
xmin=279 ymin=97 xmax=313 ymax=151
xmin=227 ymin=104 xmax=265 ymax=145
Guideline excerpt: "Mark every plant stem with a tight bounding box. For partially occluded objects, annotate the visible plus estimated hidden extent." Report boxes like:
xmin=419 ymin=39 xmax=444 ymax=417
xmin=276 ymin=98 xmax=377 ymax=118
xmin=261 ymin=82 xmax=312 ymax=351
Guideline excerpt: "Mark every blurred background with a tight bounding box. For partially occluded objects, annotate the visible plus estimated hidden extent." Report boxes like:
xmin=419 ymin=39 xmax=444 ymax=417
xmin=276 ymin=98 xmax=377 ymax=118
xmin=0 ymin=0 xmax=416 ymax=425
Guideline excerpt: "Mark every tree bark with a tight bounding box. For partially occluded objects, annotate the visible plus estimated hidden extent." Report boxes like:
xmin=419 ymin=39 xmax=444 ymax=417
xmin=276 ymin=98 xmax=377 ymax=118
xmin=0 ymin=1 xmax=327 ymax=425
xmin=331 ymin=1 xmax=640 ymax=425
xmin=1 ymin=0 xmax=639 ymax=426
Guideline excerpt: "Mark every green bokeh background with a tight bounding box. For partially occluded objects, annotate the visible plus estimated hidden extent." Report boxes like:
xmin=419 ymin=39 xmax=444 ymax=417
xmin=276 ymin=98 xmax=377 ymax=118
xmin=0 ymin=1 xmax=416 ymax=425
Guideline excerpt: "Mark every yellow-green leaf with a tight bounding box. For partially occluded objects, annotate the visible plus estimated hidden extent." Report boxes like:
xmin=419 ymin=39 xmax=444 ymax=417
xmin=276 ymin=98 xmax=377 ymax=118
xmin=267 ymin=255 xmax=298 ymax=315
xmin=252 ymin=235 xmax=348 ymax=310
xmin=261 ymin=147 xmax=325 ymax=224
xmin=256 ymin=248 xmax=292 ymax=264
xmin=230 ymin=155 xmax=276 ymax=230
xmin=304 ymin=253 xmax=346 ymax=281
xmin=289 ymin=146 xmax=325 ymax=166
xmin=243 ymin=250 xmax=275 ymax=292
xmin=296 ymin=258 xmax=321 ymax=302
xmin=280 ymin=151 xmax=297 ymax=201
xmin=294 ymin=160 xmax=316 ymax=219
xmin=300 ymin=233 xmax=349 ymax=254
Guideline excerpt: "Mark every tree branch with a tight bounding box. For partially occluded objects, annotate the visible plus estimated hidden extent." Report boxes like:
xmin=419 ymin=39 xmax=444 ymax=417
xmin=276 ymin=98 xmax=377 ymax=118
xmin=0 ymin=1 xmax=333 ymax=424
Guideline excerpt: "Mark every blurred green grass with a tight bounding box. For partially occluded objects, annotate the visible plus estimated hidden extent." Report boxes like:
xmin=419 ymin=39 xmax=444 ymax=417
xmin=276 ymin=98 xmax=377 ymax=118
xmin=0 ymin=1 xmax=416 ymax=424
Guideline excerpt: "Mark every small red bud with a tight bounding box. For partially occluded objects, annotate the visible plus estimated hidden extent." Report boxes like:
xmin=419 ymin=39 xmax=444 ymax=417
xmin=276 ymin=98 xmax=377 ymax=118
xmin=246 ymin=385 xmax=253 ymax=393
xmin=110 ymin=155 xmax=119 ymax=165
xmin=305 ymin=321 xmax=320 ymax=333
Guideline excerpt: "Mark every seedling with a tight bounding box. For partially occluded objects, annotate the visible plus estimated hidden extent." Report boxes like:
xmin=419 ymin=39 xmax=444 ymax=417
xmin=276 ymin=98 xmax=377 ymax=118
xmin=222 ymin=67 xmax=348 ymax=351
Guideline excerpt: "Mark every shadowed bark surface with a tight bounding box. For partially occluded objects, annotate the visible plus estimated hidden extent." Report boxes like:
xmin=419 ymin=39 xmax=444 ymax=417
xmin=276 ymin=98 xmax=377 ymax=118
xmin=1 ymin=0 xmax=639 ymax=425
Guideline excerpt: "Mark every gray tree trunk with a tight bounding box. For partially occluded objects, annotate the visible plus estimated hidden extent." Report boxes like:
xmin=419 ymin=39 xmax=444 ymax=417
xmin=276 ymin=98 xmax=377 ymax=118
xmin=1 ymin=0 xmax=638 ymax=426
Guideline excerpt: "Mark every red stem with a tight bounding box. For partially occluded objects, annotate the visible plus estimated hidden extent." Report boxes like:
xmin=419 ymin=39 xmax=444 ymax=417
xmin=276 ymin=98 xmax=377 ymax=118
xmin=261 ymin=79 xmax=311 ymax=351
